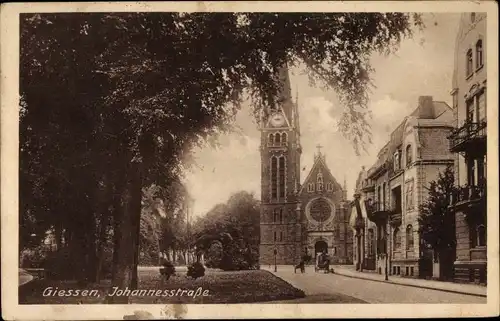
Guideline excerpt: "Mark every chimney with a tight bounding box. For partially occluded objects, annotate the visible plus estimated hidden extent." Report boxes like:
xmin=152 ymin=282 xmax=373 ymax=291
xmin=418 ymin=96 xmax=435 ymax=119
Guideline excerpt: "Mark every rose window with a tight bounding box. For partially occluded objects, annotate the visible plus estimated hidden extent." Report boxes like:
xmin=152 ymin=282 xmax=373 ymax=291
xmin=309 ymin=198 xmax=332 ymax=222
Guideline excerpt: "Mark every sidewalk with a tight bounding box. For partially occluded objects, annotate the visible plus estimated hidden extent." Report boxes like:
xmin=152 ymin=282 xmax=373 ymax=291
xmin=331 ymin=265 xmax=486 ymax=297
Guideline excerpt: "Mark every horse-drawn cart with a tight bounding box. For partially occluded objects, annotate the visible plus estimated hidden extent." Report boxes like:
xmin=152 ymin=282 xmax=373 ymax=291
xmin=315 ymin=253 xmax=331 ymax=273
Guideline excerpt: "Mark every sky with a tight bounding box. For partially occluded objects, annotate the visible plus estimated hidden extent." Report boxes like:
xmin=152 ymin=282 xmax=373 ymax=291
xmin=183 ymin=13 xmax=461 ymax=219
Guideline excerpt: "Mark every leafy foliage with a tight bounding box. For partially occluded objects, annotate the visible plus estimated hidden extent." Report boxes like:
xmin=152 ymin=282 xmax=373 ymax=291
xmin=193 ymin=191 xmax=260 ymax=270
xmin=418 ymin=165 xmax=457 ymax=253
xmin=160 ymin=261 xmax=176 ymax=280
xmin=187 ymin=262 xmax=206 ymax=279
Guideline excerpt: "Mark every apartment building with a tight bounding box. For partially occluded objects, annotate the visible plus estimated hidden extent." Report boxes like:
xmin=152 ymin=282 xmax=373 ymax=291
xmin=448 ymin=13 xmax=487 ymax=284
xmin=350 ymin=96 xmax=455 ymax=278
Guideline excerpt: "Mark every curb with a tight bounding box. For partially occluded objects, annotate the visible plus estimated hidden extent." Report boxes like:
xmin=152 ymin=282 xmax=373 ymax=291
xmin=332 ymin=269 xmax=487 ymax=298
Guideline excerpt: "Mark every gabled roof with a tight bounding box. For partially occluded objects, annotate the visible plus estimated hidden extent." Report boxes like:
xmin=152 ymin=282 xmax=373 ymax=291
xmin=299 ymin=154 xmax=342 ymax=195
xmin=367 ymin=98 xmax=452 ymax=177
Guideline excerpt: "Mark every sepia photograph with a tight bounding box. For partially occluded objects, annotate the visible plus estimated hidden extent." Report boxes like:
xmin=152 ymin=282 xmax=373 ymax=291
xmin=1 ymin=1 xmax=498 ymax=320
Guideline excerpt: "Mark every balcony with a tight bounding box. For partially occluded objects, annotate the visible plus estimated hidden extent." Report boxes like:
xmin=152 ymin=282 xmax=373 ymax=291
xmin=360 ymin=182 xmax=375 ymax=192
xmin=449 ymin=121 xmax=487 ymax=153
xmin=451 ymin=184 xmax=486 ymax=204
xmin=389 ymin=210 xmax=402 ymax=228
xmin=365 ymin=201 xmax=390 ymax=224
xmin=450 ymin=183 xmax=486 ymax=219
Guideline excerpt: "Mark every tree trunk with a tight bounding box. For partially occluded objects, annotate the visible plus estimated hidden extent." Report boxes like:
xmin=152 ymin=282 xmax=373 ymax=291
xmin=111 ymin=195 xmax=121 ymax=282
xmin=95 ymin=211 xmax=110 ymax=283
xmin=130 ymin=167 xmax=143 ymax=289
xmin=107 ymin=163 xmax=141 ymax=303
xmin=85 ymin=212 xmax=98 ymax=283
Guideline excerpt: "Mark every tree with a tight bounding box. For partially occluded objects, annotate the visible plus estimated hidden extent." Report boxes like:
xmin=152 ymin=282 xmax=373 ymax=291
xmin=418 ymin=165 xmax=457 ymax=279
xmin=192 ymin=191 xmax=260 ymax=270
xmin=20 ymin=12 xmax=425 ymax=302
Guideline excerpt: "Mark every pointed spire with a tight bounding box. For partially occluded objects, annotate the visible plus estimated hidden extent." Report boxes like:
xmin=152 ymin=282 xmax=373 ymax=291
xmin=277 ymin=64 xmax=292 ymax=102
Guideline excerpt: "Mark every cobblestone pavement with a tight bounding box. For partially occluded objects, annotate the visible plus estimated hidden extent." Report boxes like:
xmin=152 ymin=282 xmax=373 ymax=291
xmin=263 ymin=265 xmax=486 ymax=304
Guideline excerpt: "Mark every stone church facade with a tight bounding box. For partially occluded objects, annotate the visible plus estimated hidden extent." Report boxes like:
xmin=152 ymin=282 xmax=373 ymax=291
xmin=259 ymin=66 xmax=352 ymax=265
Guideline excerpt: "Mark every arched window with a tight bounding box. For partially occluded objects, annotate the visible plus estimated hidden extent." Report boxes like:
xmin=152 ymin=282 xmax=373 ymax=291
xmin=274 ymin=231 xmax=277 ymax=242
xmin=476 ymin=40 xmax=483 ymax=69
xmin=466 ymin=49 xmax=473 ymax=76
xmin=282 ymin=132 xmax=287 ymax=145
xmin=273 ymin=209 xmax=278 ymax=223
xmin=279 ymin=231 xmax=283 ymax=242
xmin=317 ymin=173 xmax=324 ymax=191
xmin=393 ymin=228 xmax=401 ymax=251
xmin=477 ymin=224 xmax=486 ymax=247
xmin=406 ymin=144 xmax=413 ymax=167
xmin=308 ymin=183 xmax=314 ymax=192
xmin=278 ymin=156 xmax=286 ymax=198
xmin=275 ymin=133 xmax=281 ymax=143
xmin=268 ymin=133 xmax=274 ymax=145
xmin=279 ymin=208 xmax=283 ymax=223
xmin=271 ymin=157 xmax=278 ymax=199
xmin=406 ymin=225 xmax=414 ymax=250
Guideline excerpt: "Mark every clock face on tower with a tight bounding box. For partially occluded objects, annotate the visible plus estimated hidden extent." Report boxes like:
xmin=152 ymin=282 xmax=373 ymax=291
xmin=270 ymin=113 xmax=286 ymax=127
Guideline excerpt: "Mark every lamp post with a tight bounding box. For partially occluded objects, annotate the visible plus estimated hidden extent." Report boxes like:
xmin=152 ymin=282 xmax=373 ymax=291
xmin=274 ymin=248 xmax=277 ymax=272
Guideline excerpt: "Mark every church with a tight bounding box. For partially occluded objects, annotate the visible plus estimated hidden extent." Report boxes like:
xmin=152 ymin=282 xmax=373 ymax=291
xmin=259 ymin=66 xmax=353 ymax=265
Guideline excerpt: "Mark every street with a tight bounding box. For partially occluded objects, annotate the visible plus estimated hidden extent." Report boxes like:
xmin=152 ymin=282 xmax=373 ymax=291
xmin=264 ymin=266 xmax=486 ymax=304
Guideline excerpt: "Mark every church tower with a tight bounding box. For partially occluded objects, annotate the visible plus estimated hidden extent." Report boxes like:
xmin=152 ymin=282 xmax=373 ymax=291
xmin=259 ymin=65 xmax=302 ymax=265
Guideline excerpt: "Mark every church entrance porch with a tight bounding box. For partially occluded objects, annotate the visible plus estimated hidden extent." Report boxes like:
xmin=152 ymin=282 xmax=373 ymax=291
xmin=314 ymin=240 xmax=328 ymax=256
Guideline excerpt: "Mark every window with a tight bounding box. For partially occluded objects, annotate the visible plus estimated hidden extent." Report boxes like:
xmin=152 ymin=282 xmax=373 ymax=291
xmin=466 ymin=99 xmax=475 ymax=123
xmin=273 ymin=209 xmax=278 ymax=223
xmin=367 ymin=229 xmax=375 ymax=255
xmin=466 ymin=49 xmax=473 ymax=76
xmin=317 ymin=173 xmax=324 ymax=192
xmin=282 ymin=132 xmax=287 ymax=145
xmin=279 ymin=209 xmax=283 ymax=223
xmin=271 ymin=157 xmax=278 ymax=199
xmin=274 ymin=231 xmax=277 ymax=242
xmin=405 ymin=180 xmax=414 ymax=210
xmin=406 ymin=225 xmax=414 ymax=250
xmin=467 ymin=157 xmax=476 ymax=186
xmin=470 ymin=12 xmax=476 ymax=23
xmin=406 ymin=145 xmax=413 ymax=166
xmin=274 ymin=133 xmax=281 ymax=144
xmin=382 ymin=182 xmax=386 ymax=210
xmin=394 ymin=150 xmax=401 ymax=171
xmin=279 ymin=231 xmax=283 ymax=242
xmin=308 ymin=183 xmax=314 ymax=192
xmin=477 ymin=157 xmax=486 ymax=186
xmin=279 ymin=156 xmax=286 ymax=198
xmin=477 ymin=91 xmax=486 ymax=122
xmin=326 ymin=183 xmax=333 ymax=192
xmin=268 ymin=133 xmax=274 ymax=145
xmin=476 ymin=40 xmax=483 ymax=69
xmin=477 ymin=225 xmax=486 ymax=247
xmin=393 ymin=228 xmax=401 ymax=251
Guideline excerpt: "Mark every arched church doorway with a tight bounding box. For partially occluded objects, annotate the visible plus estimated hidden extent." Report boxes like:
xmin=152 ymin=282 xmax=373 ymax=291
xmin=314 ymin=240 xmax=328 ymax=256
